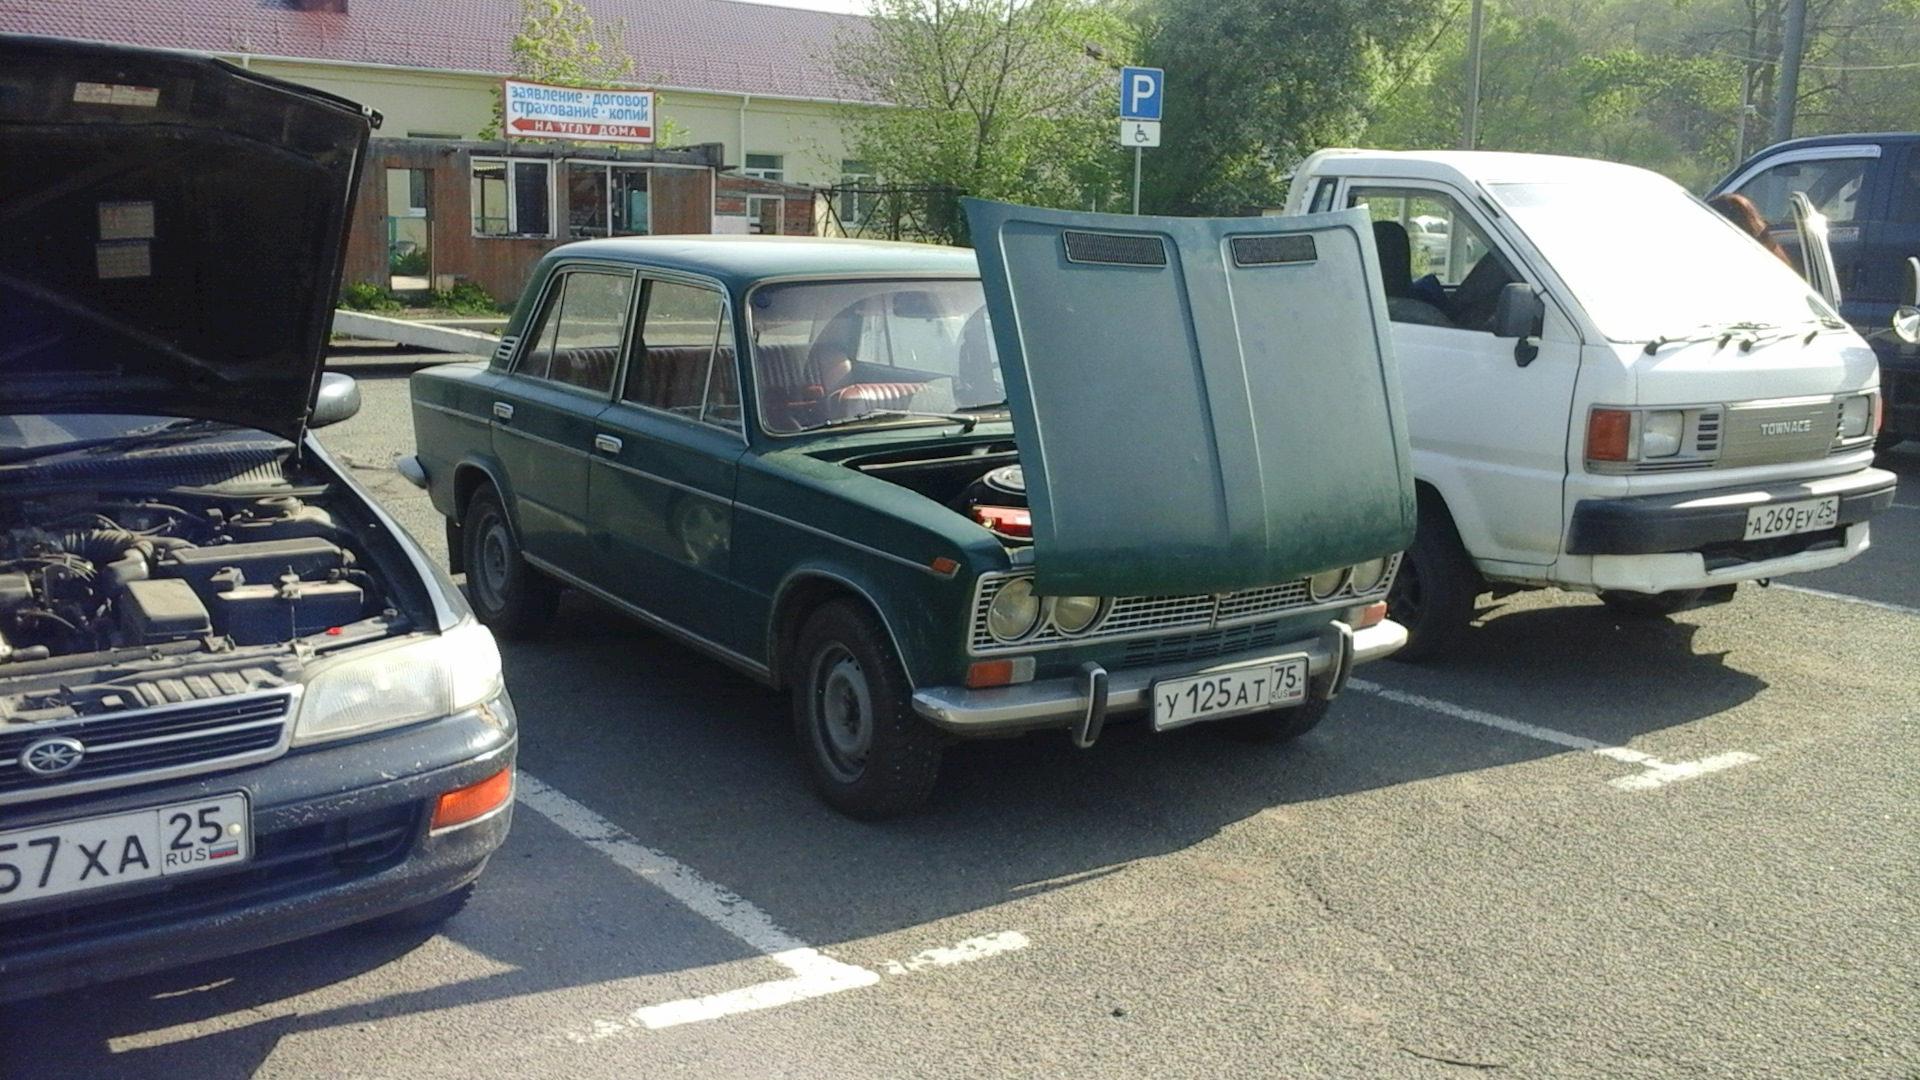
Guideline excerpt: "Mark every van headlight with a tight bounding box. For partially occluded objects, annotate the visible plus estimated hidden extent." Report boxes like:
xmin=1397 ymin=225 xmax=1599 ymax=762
xmin=1837 ymin=393 xmax=1876 ymax=440
xmin=1641 ymin=410 xmax=1684 ymax=457
xmin=293 ymin=621 xmax=504 ymax=745
xmin=986 ymin=578 xmax=1042 ymax=642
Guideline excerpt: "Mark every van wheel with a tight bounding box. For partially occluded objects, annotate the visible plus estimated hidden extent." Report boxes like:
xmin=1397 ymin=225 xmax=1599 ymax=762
xmin=463 ymin=487 xmax=558 ymax=640
xmin=1598 ymin=588 xmax=1702 ymax=618
xmin=793 ymin=601 xmax=945 ymax=820
xmin=1216 ymin=696 xmax=1330 ymax=743
xmin=1387 ymin=502 xmax=1481 ymax=663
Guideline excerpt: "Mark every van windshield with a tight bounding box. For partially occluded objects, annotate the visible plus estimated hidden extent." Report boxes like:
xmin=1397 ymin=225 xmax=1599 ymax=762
xmin=1488 ymin=179 xmax=1840 ymax=343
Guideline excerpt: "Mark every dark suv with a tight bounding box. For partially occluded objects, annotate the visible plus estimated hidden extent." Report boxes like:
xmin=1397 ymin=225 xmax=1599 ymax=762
xmin=1711 ymin=133 xmax=1920 ymax=446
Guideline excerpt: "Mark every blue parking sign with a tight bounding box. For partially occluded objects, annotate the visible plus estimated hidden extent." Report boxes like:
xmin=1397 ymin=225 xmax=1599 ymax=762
xmin=1120 ymin=67 xmax=1163 ymax=121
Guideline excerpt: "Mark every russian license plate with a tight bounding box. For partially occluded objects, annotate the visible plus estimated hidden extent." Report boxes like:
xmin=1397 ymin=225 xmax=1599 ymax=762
xmin=1151 ymin=656 xmax=1310 ymax=731
xmin=0 ymin=792 xmax=250 ymax=906
xmin=1744 ymin=495 xmax=1839 ymax=541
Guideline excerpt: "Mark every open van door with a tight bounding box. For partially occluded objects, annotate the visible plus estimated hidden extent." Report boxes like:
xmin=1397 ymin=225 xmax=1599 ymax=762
xmin=1792 ymin=191 xmax=1843 ymax=308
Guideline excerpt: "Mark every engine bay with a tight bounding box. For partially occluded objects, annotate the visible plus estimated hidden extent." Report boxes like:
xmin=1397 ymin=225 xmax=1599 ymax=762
xmin=1 ymin=488 xmax=407 ymax=724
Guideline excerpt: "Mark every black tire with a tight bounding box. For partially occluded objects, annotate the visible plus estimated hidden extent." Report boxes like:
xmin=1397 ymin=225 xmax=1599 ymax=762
xmin=1598 ymin=588 xmax=1702 ymax=618
xmin=792 ymin=600 xmax=945 ymax=820
xmin=366 ymin=883 xmax=474 ymax=931
xmin=1216 ymin=696 xmax=1330 ymax=743
xmin=462 ymin=487 xmax=559 ymax=640
xmin=1386 ymin=501 xmax=1482 ymax=663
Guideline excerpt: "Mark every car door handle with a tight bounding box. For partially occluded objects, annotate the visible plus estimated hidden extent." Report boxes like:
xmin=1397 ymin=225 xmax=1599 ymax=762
xmin=593 ymin=434 xmax=623 ymax=454
xmin=491 ymin=401 xmax=515 ymax=421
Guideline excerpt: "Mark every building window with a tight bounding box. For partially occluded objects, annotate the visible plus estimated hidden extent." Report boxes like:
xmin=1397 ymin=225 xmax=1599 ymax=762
xmin=567 ymin=163 xmax=651 ymax=239
xmin=471 ymin=158 xmax=553 ymax=238
xmin=747 ymin=195 xmax=783 ymax=235
xmin=838 ymin=159 xmax=878 ymax=228
xmin=743 ymin=153 xmax=784 ymax=181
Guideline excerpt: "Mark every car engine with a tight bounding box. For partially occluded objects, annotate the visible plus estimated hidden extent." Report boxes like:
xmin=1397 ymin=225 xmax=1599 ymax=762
xmin=0 ymin=491 xmax=402 ymax=723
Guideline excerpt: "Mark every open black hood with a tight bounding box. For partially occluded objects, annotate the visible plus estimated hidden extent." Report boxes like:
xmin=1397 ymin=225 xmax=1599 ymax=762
xmin=0 ymin=35 xmax=375 ymax=441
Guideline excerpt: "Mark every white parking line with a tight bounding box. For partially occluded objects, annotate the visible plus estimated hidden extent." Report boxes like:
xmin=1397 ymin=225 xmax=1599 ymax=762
xmin=1769 ymin=582 xmax=1920 ymax=618
xmin=1345 ymin=679 xmax=1757 ymax=790
xmin=514 ymin=775 xmax=1027 ymax=1038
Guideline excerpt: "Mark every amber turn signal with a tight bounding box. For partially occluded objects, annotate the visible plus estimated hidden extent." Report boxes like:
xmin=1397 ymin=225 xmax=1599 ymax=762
xmin=431 ymin=767 xmax=513 ymax=832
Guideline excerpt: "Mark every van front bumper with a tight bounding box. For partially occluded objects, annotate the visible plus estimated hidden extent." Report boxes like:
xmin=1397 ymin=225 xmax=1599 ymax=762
xmin=911 ymin=618 xmax=1406 ymax=735
xmin=1566 ymin=467 xmax=1896 ymax=555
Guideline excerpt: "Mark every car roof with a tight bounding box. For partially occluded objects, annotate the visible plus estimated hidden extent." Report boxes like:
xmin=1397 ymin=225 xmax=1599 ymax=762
xmin=547 ymin=234 xmax=979 ymax=289
xmin=1300 ymin=148 xmax=1677 ymax=189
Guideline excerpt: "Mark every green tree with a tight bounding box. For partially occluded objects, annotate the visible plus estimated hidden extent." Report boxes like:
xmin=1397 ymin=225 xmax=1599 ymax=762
xmin=834 ymin=0 xmax=1138 ymax=244
xmin=1136 ymin=0 xmax=1448 ymax=215
xmin=481 ymin=0 xmax=687 ymax=145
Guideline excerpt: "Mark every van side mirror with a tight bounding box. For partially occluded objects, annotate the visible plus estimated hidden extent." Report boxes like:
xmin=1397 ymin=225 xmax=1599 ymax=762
xmin=311 ymin=371 xmax=363 ymax=428
xmin=1493 ymin=283 xmax=1545 ymax=366
xmin=1896 ymin=256 xmax=1920 ymax=345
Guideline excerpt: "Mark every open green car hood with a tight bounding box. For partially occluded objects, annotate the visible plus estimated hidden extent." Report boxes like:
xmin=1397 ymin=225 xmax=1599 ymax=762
xmin=964 ymin=199 xmax=1415 ymax=597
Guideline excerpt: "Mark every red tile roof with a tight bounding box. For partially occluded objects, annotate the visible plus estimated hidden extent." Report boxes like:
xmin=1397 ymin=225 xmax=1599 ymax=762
xmin=6 ymin=0 xmax=873 ymax=101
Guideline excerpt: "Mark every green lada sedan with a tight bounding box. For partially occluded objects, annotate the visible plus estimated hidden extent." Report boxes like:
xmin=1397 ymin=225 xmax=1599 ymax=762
xmin=407 ymin=198 xmax=1415 ymax=818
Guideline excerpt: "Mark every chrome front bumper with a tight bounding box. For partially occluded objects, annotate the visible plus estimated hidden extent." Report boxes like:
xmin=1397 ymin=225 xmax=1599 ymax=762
xmin=911 ymin=618 xmax=1407 ymax=736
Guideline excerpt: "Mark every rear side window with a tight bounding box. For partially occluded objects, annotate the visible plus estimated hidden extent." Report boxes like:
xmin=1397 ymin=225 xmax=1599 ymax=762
xmin=624 ymin=279 xmax=740 ymax=432
xmin=516 ymin=269 xmax=634 ymax=395
xmin=1734 ymin=156 xmax=1874 ymax=225
xmin=1891 ymin=148 xmax=1920 ymax=225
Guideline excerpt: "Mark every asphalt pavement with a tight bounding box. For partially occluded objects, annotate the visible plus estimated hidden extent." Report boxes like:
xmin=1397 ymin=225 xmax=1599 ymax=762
xmin=5 ymin=355 xmax=1916 ymax=1080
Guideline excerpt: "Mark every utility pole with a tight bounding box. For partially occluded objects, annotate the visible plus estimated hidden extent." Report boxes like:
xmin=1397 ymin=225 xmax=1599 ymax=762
xmin=1461 ymin=0 xmax=1484 ymax=150
xmin=1772 ymin=0 xmax=1806 ymax=143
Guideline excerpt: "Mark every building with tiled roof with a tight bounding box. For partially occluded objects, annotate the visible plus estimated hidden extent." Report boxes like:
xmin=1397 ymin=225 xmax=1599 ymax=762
xmin=4 ymin=0 xmax=887 ymax=300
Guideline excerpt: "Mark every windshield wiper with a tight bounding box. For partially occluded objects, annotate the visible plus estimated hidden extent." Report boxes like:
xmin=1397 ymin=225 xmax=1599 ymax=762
xmin=810 ymin=409 xmax=983 ymax=433
xmin=1643 ymin=321 xmax=1800 ymax=355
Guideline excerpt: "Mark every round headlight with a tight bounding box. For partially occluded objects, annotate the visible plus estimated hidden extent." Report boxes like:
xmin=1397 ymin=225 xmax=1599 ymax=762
xmin=1307 ymin=566 xmax=1350 ymax=601
xmin=1349 ymin=557 xmax=1389 ymax=593
xmin=986 ymin=578 xmax=1042 ymax=642
xmin=1050 ymin=595 xmax=1105 ymax=635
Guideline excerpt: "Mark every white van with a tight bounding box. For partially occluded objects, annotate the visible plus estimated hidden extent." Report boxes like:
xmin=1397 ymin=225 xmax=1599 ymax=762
xmin=1284 ymin=149 xmax=1900 ymax=660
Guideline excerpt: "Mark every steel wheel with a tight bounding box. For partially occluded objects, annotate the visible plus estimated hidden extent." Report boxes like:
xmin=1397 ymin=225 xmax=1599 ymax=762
xmin=462 ymin=487 xmax=558 ymax=640
xmin=792 ymin=599 xmax=945 ymax=819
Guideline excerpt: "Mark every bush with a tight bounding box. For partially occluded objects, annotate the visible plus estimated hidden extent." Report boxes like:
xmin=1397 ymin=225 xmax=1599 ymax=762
xmin=389 ymin=248 xmax=429 ymax=275
xmin=427 ymin=281 xmax=501 ymax=315
xmin=340 ymin=281 xmax=403 ymax=312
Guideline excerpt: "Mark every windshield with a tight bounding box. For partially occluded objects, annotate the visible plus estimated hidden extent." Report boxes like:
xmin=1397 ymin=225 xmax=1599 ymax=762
xmin=1488 ymin=178 xmax=1840 ymax=342
xmin=746 ymin=278 xmax=1004 ymax=433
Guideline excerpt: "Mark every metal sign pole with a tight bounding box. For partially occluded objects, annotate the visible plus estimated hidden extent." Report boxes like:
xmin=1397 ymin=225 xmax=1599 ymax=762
xmin=1133 ymin=146 xmax=1142 ymax=215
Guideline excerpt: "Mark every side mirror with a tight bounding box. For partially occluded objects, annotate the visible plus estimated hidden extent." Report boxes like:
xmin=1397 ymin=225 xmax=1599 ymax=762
xmin=1493 ymin=283 xmax=1545 ymax=366
xmin=311 ymin=371 xmax=363 ymax=428
xmin=1895 ymin=256 xmax=1920 ymax=345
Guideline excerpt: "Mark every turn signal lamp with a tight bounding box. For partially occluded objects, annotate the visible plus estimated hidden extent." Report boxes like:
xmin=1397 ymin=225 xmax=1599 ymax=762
xmin=965 ymin=656 xmax=1036 ymax=688
xmin=431 ymin=767 xmax=513 ymax=833
xmin=1586 ymin=408 xmax=1633 ymax=462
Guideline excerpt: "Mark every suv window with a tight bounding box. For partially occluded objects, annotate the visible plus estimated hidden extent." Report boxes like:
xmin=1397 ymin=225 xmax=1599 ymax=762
xmin=624 ymin=279 xmax=740 ymax=432
xmin=518 ymin=269 xmax=633 ymax=394
xmin=1735 ymin=156 xmax=1873 ymax=225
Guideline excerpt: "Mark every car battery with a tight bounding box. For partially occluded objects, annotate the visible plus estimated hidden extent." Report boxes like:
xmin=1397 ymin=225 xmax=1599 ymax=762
xmin=210 ymin=579 xmax=365 ymax=645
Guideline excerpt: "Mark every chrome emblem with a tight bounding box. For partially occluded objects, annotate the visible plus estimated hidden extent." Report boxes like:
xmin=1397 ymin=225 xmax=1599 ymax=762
xmin=20 ymin=736 xmax=86 ymax=777
xmin=1759 ymin=419 xmax=1813 ymax=436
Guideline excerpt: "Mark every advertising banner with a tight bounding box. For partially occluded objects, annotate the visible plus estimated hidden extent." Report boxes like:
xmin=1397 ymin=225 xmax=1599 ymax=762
xmin=503 ymin=79 xmax=654 ymax=144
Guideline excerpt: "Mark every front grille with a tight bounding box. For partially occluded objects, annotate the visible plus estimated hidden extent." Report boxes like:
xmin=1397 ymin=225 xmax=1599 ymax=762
xmin=0 ymin=801 xmax=420 ymax=958
xmin=1120 ymin=618 xmax=1295 ymax=669
xmin=968 ymin=556 xmax=1396 ymax=655
xmin=0 ymin=691 xmax=294 ymax=804
xmin=1719 ymin=397 xmax=1839 ymax=467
